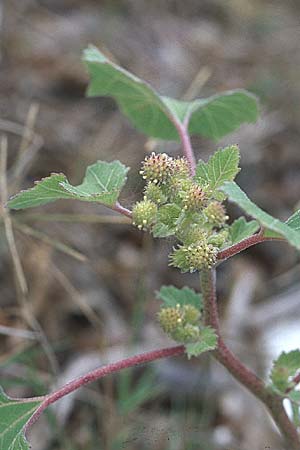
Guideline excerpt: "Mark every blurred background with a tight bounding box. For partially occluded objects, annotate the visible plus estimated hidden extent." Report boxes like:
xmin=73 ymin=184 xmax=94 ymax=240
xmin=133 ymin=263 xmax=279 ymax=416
xmin=1 ymin=1 xmax=300 ymax=449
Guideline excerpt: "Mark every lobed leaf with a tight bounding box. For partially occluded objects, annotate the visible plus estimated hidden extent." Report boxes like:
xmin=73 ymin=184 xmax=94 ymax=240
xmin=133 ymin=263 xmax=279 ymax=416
xmin=156 ymin=285 xmax=203 ymax=310
xmin=195 ymin=145 xmax=240 ymax=194
xmin=185 ymin=327 xmax=217 ymax=359
xmin=270 ymin=350 xmax=300 ymax=393
xmin=220 ymin=182 xmax=300 ymax=250
xmin=8 ymin=161 xmax=129 ymax=210
xmin=84 ymin=46 xmax=259 ymax=141
xmin=0 ymin=386 xmax=42 ymax=450
xmin=228 ymin=217 xmax=260 ymax=245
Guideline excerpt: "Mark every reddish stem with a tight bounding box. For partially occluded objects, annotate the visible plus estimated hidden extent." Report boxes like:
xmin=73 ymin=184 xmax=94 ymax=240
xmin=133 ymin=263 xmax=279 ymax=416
xmin=113 ymin=202 xmax=132 ymax=218
xmin=174 ymin=122 xmax=196 ymax=176
xmin=200 ymin=269 xmax=300 ymax=449
xmin=217 ymin=231 xmax=283 ymax=261
xmin=24 ymin=345 xmax=184 ymax=434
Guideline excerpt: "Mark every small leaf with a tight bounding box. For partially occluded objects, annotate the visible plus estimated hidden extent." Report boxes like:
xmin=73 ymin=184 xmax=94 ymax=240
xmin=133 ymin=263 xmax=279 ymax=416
xmin=185 ymin=327 xmax=217 ymax=359
xmin=8 ymin=161 xmax=129 ymax=210
xmin=156 ymin=286 xmax=203 ymax=310
xmin=0 ymin=386 xmax=42 ymax=450
xmin=228 ymin=217 xmax=260 ymax=244
xmin=286 ymin=210 xmax=300 ymax=232
xmin=271 ymin=350 xmax=300 ymax=393
xmin=289 ymin=390 xmax=300 ymax=404
xmin=84 ymin=46 xmax=259 ymax=141
xmin=220 ymin=181 xmax=300 ymax=250
xmin=152 ymin=203 xmax=181 ymax=238
xmin=152 ymin=222 xmax=174 ymax=238
xmin=195 ymin=145 xmax=240 ymax=194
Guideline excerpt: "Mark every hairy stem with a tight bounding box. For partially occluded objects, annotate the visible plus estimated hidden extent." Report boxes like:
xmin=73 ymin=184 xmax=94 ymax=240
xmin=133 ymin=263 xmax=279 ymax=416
xmin=24 ymin=345 xmax=184 ymax=434
xmin=200 ymin=268 xmax=300 ymax=449
xmin=217 ymin=231 xmax=283 ymax=261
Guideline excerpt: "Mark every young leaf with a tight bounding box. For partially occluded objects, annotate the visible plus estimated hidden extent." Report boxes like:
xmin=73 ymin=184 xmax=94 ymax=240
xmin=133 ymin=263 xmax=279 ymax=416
xmin=156 ymin=286 xmax=203 ymax=310
xmin=152 ymin=203 xmax=181 ymax=238
xmin=286 ymin=210 xmax=300 ymax=232
xmin=0 ymin=386 xmax=42 ymax=450
xmin=195 ymin=145 xmax=240 ymax=194
xmin=84 ymin=46 xmax=259 ymax=141
xmin=8 ymin=161 xmax=129 ymax=210
xmin=228 ymin=217 xmax=260 ymax=244
xmin=270 ymin=350 xmax=300 ymax=393
xmin=220 ymin=181 xmax=300 ymax=250
xmin=289 ymin=390 xmax=300 ymax=404
xmin=185 ymin=327 xmax=217 ymax=359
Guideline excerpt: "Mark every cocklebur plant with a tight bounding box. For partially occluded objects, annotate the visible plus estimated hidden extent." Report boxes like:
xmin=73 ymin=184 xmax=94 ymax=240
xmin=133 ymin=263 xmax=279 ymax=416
xmin=2 ymin=45 xmax=300 ymax=449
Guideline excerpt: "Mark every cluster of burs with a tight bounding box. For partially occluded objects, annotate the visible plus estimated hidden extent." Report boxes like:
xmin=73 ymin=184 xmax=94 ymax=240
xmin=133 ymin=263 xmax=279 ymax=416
xmin=132 ymin=152 xmax=229 ymax=343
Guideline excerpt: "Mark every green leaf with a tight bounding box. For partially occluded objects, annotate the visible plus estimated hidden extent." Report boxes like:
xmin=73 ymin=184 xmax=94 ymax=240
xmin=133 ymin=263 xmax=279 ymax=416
xmin=228 ymin=217 xmax=260 ymax=244
xmin=289 ymin=390 xmax=300 ymax=404
xmin=152 ymin=203 xmax=181 ymax=238
xmin=0 ymin=386 xmax=42 ymax=450
xmin=195 ymin=145 xmax=240 ymax=195
xmin=8 ymin=161 xmax=129 ymax=210
xmin=286 ymin=210 xmax=300 ymax=232
xmin=271 ymin=350 xmax=300 ymax=393
xmin=220 ymin=181 xmax=300 ymax=250
xmin=185 ymin=327 xmax=217 ymax=359
xmin=84 ymin=46 xmax=259 ymax=141
xmin=264 ymin=209 xmax=300 ymax=239
xmin=156 ymin=286 xmax=203 ymax=310
xmin=187 ymin=91 xmax=258 ymax=140
xmin=272 ymin=351 xmax=300 ymax=393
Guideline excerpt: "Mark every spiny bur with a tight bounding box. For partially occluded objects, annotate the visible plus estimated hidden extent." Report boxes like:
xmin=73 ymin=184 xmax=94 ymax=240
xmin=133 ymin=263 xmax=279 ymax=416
xmin=173 ymin=156 xmax=190 ymax=178
xmin=140 ymin=152 xmax=174 ymax=185
xmin=181 ymin=227 xmax=208 ymax=246
xmin=172 ymin=323 xmax=200 ymax=343
xmin=182 ymin=183 xmax=207 ymax=212
xmin=158 ymin=304 xmax=201 ymax=344
xmin=132 ymin=199 xmax=158 ymax=230
xmin=144 ymin=182 xmax=167 ymax=205
xmin=169 ymin=241 xmax=218 ymax=273
xmin=207 ymin=229 xmax=229 ymax=247
xmin=158 ymin=306 xmax=182 ymax=334
xmin=204 ymin=201 xmax=229 ymax=228
xmin=182 ymin=304 xmax=201 ymax=325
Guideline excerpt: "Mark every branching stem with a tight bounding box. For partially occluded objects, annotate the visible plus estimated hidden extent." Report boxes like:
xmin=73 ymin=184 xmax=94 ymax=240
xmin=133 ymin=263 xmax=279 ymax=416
xmin=21 ymin=112 xmax=299 ymax=450
xmin=24 ymin=345 xmax=184 ymax=434
xmin=200 ymin=268 xmax=300 ymax=449
xmin=217 ymin=230 xmax=283 ymax=261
